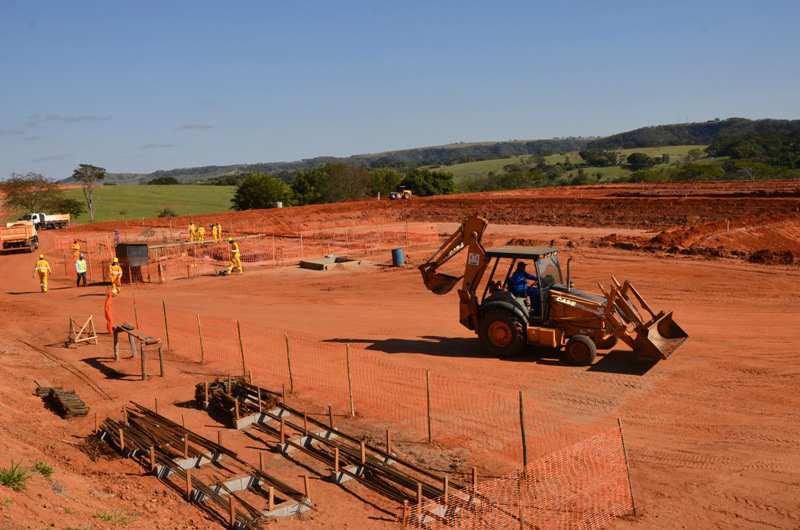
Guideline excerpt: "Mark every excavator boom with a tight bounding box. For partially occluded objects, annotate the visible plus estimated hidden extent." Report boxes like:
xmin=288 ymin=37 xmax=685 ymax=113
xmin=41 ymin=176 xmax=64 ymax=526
xmin=419 ymin=216 xmax=489 ymax=295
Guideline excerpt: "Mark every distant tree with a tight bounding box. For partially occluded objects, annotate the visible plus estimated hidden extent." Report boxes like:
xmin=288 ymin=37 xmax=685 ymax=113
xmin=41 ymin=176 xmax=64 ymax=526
xmin=626 ymin=153 xmax=656 ymax=171
xmin=71 ymin=164 xmax=106 ymax=221
xmin=148 ymin=176 xmax=180 ymax=185
xmin=55 ymin=197 xmax=86 ymax=219
xmin=628 ymin=168 xmax=672 ymax=183
xmin=579 ymin=148 xmax=620 ymax=167
xmin=231 ymin=173 xmax=293 ymax=211
xmin=103 ymin=182 xmax=118 ymax=186
xmin=158 ymin=208 xmax=178 ymax=217
xmin=369 ymin=168 xmax=404 ymax=197
xmin=672 ymin=163 xmax=724 ymax=181
xmin=291 ymin=168 xmax=325 ymax=206
xmin=290 ymin=163 xmax=371 ymax=205
xmin=400 ymin=169 xmax=456 ymax=197
xmin=0 ymin=172 xmax=63 ymax=213
xmin=686 ymin=149 xmax=704 ymax=162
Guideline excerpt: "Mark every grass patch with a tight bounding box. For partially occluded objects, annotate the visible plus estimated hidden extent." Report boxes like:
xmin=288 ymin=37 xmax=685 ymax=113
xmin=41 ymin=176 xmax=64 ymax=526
xmin=33 ymin=461 xmax=54 ymax=477
xmin=0 ymin=461 xmax=29 ymax=492
xmin=94 ymin=509 xmax=137 ymax=527
xmin=60 ymin=185 xmax=236 ymax=224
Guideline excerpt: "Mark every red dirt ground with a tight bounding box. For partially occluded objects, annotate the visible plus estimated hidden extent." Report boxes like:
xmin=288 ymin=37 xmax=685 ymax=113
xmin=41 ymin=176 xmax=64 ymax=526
xmin=1 ymin=181 xmax=799 ymax=529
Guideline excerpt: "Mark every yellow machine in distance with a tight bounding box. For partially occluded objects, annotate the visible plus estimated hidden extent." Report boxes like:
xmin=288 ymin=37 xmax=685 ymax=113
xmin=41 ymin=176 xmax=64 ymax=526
xmin=418 ymin=216 xmax=688 ymax=365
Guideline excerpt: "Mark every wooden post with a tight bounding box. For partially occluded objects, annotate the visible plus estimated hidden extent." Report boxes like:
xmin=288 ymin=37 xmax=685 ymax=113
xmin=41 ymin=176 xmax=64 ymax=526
xmin=154 ymin=398 xmax=159 ymax=414
xmin=280 ymin=416 xmax=285 ymax=444
xmin=229 ymin=496 xmax=236 ymax=529
xmin=185 ymin=468 xmax=192 ymax=502
xmin=162 ymin=300 xmax=171 ymax=351
xmin=141 ymin=341 xmax=147 ymax=380
xmin=237 ymin=320 xmax=247 ymax=377
xmin=426 ymin=370 xmax=432 ymax=444
xmin=303 ymin=474 xmax=310 ymax=498
xmin=118 ymin=428 xmax=125 ymax=450
xmin=128 ymin=333 xmax=138 ymax=358
xmin=227 ymin=374 xmax=232 ymax=394
xmin=259 ymin=452 xmax=265 ymax=472
xmin=122 ymin=406 xmax=128 ymax=425
xmin=268 ymin=486 xmax=274 ymax=512
xmin=444 ymin=476 xmax=449 ymax=503
xmin=149 ymin=446 xmax=155 ymax=472
xmin=217 ymin=430 xmax=223 ymax=446
xmin=360 ymin=439 xmax=366 ymax=465
xmin=303 ymin=411 xmax=308 ymax=436
xmin=204 ymin=381 xmax=209 ymax=402
xmin=386 ymin=429 xmax=392 ymax=453
xmin=257 ymin=387 xmax=262 ymax=412
xmin=519 ymin=390 xmax=528 ymax=467
xmin=181 ymin=413 xmax=186 ymax=428
xmin=248 ymin=369 xmax=253 ymax=385
xmin=328 ymin=405 xmax=334 ymax=429
xmin=197 ymin=314 xmax=204 ymax=364
xmin=334 ymin=447 xmax=340 ymax=473
xmin=235 ymin=400 xmax=240 ymax=420
xmin=158 ymin=345 xmax=164 ymax=377
xmin=113 ymin=329 xmax=120 ymax=361
xmin=346 ymin=344 xmax=355 ymax=417
xmin=132 ymin=292 xmax=140 ymax=329
xmin=285 ymin=334 xmax=294 ymax=393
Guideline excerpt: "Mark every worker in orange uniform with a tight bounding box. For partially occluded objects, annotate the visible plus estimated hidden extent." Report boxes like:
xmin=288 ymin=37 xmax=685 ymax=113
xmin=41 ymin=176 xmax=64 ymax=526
xmin=227 ymin=238 xmax=242 ymax=275
xmin=71 ymin=239 xmax=81 ymax=260
xmin=109 ymin=257 xmax=123 ymax=296
xmin=188 ymin=220 xmax=197 ymax=242
xmin=33 ymin=254 xmax=52 ymax=293
xmin=197 ymin=225 xmax=205 ymax=242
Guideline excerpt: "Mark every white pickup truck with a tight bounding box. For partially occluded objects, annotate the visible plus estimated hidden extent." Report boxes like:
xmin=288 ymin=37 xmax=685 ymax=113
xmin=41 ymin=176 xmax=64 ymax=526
xmin=19 ymin=212 xmax=71 ymax=230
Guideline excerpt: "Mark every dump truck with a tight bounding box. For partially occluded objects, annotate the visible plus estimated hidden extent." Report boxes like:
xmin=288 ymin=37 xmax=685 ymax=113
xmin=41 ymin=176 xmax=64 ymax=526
xmin=419 ymin=216 xmax=688 ymax=365
xmin=1 ymin=221 xmax=39 ymax=253
xmin=19 ymin=212 xmax=70 ymax=230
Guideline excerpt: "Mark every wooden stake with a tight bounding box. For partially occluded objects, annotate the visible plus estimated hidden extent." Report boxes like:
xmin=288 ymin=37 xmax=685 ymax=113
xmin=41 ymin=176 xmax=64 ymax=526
xmin=235 ymin=400 xmax=240 ymax=420
xmin=154 ymin=398 xmax=159 ymax=414
xmin=217 ymin=430 xmax=223 ymax=446
xmin=257 ymin=387 xmax=262 ymax=412
xmin=118 ymin=428 xmax=125 ymax=450
xmin=229 ymin=496 xmax=236 ymax=529
xmin=268 ymin=486 xmax=274 ymax=511
xmin=425 ymin=369 xmax=432 ymax=444
xmin=113 ymin=329 xmax=120 ymax=361
xmin=346 ymin=344 xmax=355 ymax=417
xmin=259 ymin=452 xmax=265 ymax=472
xmin=149 ymin=446 xmax=155 ymax=471
xmin=185 ymin=468 xmax=192 ymax=502
xmin=204 ymin=381 xmax=209 ymax=403
xmin=227 ymin=374 xmax=232 ymax=394
xmin=360 ymin=439 xmax=366 ymax=465
xmin=237 ymin=320 xmax=247 ymax=377
xmin=303 ymin=411 xmax=308 ymax=435
xmin=248 ymin=369 xmax=253 ymax=385
xmin=197 ymin=314 xmax=204 ymax=364
xmin=285 ymin=334 xmax=294 ymax=393
xmin=334 ymin=447 xmax=340 ymax=473
xmin=386 ymin=429 xmax=392 ymax=453
xmin=280 ymin=416 xmax=285 ymax=444
xmin=303 ymin=474 xmax=310 ymax=498
xmin=158 ymin=345 xmax=164 ymax=377
xmin=183 ymin=436 xmax=189 ymax=458
xmin=162 ymin=299 xmax=171 ymax=351
xmin=181 ymin=413 xmax=186 ymax=428
xmin=444 ymin=476 xmax=449 ymax=503
xmin=472 ymin=467 xmax=478 ymax=491
xmin=133 ymin=291 xmax=139 ymax=329
xmin=519 ymin=390 xmax=528 ymax=467
xmin=141 ymin=341 xmax=147 ymax=381
xmin=328 ymin=405 xmax=334 ymax=429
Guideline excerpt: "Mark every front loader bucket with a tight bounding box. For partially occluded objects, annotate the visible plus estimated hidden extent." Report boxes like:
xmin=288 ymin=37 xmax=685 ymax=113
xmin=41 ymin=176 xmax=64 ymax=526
xmin=631 ymin=311 xmax=689 ymax=361
xmin=419 ymin=268 xmax=463 ymax=295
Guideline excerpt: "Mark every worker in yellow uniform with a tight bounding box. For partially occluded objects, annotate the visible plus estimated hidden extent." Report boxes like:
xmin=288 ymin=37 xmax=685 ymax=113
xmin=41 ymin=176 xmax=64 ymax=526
xmin=216 ymin=222 xmax=222 ymax=240
xmin=188 ymin=220 xmax=196 ymax=242
xmin=227 ymin=238 xmax=242 ymax=275
xmin=197 ymin=225 xmax=205 ymax=242
xmin=210 ymin=223 xmax=218 ymax=242
xmin=71 ymin=239 xmax=81 ymax=260
xmin=33 ymin=254 xmax=52 ymax=293
xmin=109 ymin=257 xmax=123 ymax=296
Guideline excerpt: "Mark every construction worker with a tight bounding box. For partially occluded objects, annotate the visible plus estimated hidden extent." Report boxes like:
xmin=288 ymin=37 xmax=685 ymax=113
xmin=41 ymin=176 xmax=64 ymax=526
xmin=197 ymin=225 xmax=205 ymax=242
xmin=210 ymin=223 xmax=218 ymax=242
xmin=188 ymin=220 xmax=197 ymax=242
xmin=109 ymin=257 xmax=123 ymax=296
xmin=508 ymin=262 xmax=541 ymax=314
xmin=75 ymin=253 xmax=87 ymax=287
xmin=227 ymin=238 xmax=242 ymax=275
xmin=216 ymin=222 xmax=222 ymax=240
xmin=33 ymin=254 xmax=52 ymax=293
xmin=71 ymin=239 xmax=81 ymax=260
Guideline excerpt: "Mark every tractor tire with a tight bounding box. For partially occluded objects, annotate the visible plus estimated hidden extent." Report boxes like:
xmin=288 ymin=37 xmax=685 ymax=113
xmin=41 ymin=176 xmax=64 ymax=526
xmin=479 ymin=310 xmax=527 ymax=358
xmin=564 ymin=335 xmax=597 ymax=366
xmin=594 ymin=334 xmax=618 ymax=350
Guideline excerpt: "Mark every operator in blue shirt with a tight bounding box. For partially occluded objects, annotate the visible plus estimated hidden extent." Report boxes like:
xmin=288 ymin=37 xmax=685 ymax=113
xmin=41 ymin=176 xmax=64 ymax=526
xmin=508 ymin=262 xmax=541 ymax=314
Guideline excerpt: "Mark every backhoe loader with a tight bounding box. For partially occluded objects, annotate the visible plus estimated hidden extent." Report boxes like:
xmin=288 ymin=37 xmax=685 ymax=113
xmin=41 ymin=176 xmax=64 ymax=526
xmin=419 ymin=216 xmax=688 ymax=365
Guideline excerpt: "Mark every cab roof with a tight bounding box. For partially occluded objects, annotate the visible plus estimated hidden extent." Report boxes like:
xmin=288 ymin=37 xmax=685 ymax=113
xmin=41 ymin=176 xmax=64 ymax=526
xmin=485 ymin=245 xmax=559 ymax=260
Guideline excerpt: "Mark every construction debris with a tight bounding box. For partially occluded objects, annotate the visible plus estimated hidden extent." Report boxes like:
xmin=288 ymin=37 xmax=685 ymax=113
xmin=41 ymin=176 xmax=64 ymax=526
xmin=37 ymin=387 xmax=90 ymax=418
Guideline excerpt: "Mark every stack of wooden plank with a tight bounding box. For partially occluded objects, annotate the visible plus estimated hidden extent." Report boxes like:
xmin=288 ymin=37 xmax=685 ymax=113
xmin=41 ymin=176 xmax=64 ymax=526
xmin=37 ymin=386 xmax=90 ymax=418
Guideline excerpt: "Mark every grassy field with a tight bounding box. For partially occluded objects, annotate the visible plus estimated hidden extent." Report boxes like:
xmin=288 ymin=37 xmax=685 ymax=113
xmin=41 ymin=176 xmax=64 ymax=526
xmin=442 ymin=145 xmax=707 ymax=182
xmin=59 ymin=185 xmax=236 ymax=223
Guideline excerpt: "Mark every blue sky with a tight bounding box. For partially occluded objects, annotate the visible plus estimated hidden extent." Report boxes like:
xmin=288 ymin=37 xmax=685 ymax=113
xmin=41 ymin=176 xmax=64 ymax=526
xmin=1 ymin=0 xmax=798 ymax=179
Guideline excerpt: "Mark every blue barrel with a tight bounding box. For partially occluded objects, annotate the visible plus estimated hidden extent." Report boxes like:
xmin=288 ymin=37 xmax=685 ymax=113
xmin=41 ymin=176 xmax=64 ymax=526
xmin=391 ymin=248 xmax=405 ymax=266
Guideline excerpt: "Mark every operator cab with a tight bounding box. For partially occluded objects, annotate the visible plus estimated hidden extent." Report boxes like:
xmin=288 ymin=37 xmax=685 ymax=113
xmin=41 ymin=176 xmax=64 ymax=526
xmin=480 ymin=246 xmax=566 ymax=324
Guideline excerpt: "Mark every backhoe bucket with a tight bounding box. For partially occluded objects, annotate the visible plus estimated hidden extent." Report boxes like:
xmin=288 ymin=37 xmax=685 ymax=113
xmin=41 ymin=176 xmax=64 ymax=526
xmin=419 ymin=268 xmax=463 ymax=295
xmin=631 ymin=311 xmax=688 ymax=361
